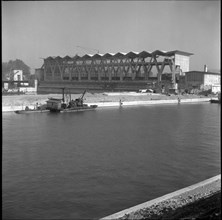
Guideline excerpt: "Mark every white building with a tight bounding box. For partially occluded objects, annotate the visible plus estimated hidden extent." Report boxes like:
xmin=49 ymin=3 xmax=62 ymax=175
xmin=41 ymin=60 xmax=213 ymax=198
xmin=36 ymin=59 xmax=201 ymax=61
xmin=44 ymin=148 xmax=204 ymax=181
xmin=13 ymin=70 xmax=23 ymax=81
xmin=185 ymin=71 xmax=220 ymax=93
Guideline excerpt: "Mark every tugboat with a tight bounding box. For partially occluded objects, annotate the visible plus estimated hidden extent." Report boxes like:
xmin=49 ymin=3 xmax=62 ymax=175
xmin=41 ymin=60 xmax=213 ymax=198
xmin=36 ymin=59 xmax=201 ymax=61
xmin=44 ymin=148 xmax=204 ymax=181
xmin=46 ymin=88 xmax=97 ymax=113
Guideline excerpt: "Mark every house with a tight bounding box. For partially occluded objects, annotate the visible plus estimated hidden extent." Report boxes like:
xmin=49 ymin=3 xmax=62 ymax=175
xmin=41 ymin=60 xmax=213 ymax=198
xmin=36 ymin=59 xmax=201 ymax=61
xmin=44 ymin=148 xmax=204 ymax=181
xmin=13 ymin=70 xmax=23 ymax=81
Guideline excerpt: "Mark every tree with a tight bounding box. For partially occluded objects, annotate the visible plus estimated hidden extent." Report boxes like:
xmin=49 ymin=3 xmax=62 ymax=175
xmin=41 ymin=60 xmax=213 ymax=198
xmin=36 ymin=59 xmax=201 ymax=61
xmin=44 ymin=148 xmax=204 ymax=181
xmin=2 ymin=59 xmax=31 ymax=80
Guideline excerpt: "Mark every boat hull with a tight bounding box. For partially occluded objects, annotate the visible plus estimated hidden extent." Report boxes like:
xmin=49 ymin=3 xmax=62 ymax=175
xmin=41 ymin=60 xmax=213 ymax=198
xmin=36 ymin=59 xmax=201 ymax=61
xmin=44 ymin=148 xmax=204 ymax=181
xmin=14 ymin=109 xmax=50 ymax=114
xmin=57 ymin=105 xmax=97 ymax=113
xmin=210 ymin=99 xmax=220 ymax=104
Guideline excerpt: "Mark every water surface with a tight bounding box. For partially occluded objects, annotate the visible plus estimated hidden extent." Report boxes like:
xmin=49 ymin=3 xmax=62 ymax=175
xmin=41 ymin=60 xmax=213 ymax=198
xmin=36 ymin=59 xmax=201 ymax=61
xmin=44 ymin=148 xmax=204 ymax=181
xmin=2 ymin=103 xmax=220 ymax=219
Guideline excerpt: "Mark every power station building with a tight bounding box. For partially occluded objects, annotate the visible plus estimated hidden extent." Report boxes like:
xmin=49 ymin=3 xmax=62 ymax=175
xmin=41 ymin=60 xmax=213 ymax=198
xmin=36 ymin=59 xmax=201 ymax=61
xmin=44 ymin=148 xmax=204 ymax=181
xmin=36 ymin=50 xmax=193 ymax=93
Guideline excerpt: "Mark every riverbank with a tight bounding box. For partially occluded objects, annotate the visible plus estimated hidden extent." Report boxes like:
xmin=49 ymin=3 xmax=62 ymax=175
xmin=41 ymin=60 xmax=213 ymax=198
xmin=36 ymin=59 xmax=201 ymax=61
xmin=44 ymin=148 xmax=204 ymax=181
xmin=101 ymin=174 xmax=221 ymax=220
xmin=2 ymin=92 xmax=213 ymax=112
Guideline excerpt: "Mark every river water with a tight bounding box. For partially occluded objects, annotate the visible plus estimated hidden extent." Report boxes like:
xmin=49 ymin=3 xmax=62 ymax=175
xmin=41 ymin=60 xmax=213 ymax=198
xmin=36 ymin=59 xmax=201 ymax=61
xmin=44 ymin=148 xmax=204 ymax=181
xmin=2 ymin=103 xmax=220 ymax=219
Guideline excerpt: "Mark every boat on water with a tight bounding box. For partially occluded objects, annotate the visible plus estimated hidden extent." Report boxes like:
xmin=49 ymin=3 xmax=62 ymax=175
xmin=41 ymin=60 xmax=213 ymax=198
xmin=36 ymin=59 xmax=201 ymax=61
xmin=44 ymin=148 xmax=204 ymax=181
xmin=210 ymin=93 xmax=221 ymax=104
xmin=14 ymin=109 xmax=49 ymax=114
xmin=46 ymin=89 xmax=97 ymax=113
xmin=14 ymin=105 xmax=49 ymax=114
xmin=210 ymin=99 xmax=221 ymax=104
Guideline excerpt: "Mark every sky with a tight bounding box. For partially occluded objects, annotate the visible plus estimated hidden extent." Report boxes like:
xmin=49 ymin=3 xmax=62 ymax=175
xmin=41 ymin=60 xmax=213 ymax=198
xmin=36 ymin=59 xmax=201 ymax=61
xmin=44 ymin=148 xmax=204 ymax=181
xmin=2 ymin=1 xmax=220 ymax=74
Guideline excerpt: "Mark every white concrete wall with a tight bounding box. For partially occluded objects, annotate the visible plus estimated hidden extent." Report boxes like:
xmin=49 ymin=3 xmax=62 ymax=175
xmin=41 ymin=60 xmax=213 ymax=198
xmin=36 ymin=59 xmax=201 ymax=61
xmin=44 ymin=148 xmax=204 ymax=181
xmin=2 ymin=98 xmax=211 ymax=112
xmin=86 ymin=98 xmax=211 ymax=108
xmin=204 ymin=74 xmax=220 ymax=86
xmin=19 ymin=87 xmax=37 ymax=93
xmin=175 ymin=54 xmax=190 ymax=73
xmin=212 ymin=85 xmax=221 ymax=94
xmin=13 ymin=70 xmax=23 ymax=81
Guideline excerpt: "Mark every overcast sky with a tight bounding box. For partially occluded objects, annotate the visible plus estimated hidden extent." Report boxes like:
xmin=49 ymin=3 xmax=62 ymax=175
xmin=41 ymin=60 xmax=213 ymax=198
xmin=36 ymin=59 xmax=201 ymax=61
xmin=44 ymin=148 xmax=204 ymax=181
xmin=2 ymin=1 xmax=220 ymax=74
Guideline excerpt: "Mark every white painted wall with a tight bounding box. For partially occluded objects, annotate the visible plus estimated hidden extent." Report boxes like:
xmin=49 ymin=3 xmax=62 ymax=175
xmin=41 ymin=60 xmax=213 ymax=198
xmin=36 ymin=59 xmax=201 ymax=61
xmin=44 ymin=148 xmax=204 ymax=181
xmin=13 ymin=70 xmax=23 ymax=81
xmin=175 ymin=54 xmax=190 ymax=73
xmin=204 ymin=74 xmax=220 ymax=86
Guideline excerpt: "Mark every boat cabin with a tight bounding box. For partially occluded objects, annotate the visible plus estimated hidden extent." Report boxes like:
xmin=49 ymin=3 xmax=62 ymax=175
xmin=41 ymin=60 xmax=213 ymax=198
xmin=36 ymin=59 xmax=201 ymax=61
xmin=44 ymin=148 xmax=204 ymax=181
xmin=46 ymin=98 xmax=62 ymax=111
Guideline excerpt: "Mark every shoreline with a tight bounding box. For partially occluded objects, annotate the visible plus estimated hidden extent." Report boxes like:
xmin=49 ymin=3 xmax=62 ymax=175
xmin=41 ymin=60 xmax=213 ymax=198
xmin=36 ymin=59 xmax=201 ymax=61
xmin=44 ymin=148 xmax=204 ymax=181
xmin=2 ymin=92 xmax=215 ymax=113
xmin=101 ymin=174 xmax=221 ymax=220
xmin=2 ymin=97 xmax=211 ymax=112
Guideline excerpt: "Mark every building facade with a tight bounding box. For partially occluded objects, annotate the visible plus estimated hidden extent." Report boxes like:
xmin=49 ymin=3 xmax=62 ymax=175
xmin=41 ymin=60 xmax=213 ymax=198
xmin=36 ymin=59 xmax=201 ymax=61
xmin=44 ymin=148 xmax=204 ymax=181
xmin=185 ymin=71 xmax=221 ymax=93
xmin=39 ymin=50 xmax=192 ymax=82
xmin=13 ymin=70 xmax=23 ymax=81
xmin=36 ymin=50 xmax=193 ymax=93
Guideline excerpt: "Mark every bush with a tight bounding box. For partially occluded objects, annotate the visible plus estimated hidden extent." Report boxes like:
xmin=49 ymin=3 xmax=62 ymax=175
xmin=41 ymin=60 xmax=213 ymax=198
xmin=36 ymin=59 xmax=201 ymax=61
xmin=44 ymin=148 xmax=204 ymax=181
xmin=198 ymin=89 xmax=212 ymax=96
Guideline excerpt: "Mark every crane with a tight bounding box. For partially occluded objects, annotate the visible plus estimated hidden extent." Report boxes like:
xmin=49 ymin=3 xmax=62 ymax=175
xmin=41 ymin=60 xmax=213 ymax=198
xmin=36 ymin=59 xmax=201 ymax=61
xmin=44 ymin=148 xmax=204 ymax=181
xmin=61 ymin=88 xmax=87 ymax=107
xmin=76 ymin=45 xmax=99 ymax=54
xmin=74 ymin=90 xmax=87 ymax=106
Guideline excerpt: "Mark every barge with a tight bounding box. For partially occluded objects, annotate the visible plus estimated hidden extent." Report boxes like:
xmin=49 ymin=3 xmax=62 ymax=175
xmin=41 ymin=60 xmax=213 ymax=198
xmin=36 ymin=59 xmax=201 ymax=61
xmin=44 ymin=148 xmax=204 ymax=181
xmin=14 ymin=109 xmax=49 ymax=114
xmin=14 ymin=105 xmax=49 ymax=114
xmin=46 ymin=89 xmax=97 ymax=113
xmin=210 ymin=93 xmax=221 ymax=104
xmin=210 ymin=99 xmax=221 ymax=104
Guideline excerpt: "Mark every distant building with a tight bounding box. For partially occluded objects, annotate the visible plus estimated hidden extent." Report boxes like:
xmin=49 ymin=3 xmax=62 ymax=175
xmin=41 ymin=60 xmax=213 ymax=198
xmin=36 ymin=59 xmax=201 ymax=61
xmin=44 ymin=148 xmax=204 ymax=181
xmin=185 ymin=70 xmax=220 ymax=93
xmin=36 ymin=50 xmax=193 ymax=93
xmin=13 ymin=70 xmax=23 ymax=81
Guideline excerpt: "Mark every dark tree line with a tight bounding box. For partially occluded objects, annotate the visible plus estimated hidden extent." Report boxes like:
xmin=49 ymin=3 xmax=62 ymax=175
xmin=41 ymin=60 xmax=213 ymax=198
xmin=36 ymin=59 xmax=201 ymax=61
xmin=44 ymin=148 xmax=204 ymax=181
xmin=2 ymin=59 xmax=31 ymax=80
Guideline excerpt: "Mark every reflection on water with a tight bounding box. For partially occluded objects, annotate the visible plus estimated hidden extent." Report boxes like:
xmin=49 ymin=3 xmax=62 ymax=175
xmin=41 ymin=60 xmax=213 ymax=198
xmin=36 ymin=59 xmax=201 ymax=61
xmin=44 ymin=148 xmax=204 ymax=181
xmin=2 ymin=103 xmax=220 ymax=219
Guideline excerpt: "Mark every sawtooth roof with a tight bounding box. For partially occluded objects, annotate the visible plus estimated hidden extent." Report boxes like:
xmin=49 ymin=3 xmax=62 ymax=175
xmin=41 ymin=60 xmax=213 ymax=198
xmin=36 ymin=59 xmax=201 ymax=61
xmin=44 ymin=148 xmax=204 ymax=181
xmin=45 ymin=50 xmax=193 ymax=60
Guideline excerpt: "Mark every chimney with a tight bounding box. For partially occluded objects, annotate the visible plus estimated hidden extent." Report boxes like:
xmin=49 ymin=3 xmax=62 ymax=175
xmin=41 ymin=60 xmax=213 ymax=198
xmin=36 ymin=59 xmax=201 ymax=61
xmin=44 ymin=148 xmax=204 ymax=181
xmin=204 ymin=65 xmax=208 ymax=72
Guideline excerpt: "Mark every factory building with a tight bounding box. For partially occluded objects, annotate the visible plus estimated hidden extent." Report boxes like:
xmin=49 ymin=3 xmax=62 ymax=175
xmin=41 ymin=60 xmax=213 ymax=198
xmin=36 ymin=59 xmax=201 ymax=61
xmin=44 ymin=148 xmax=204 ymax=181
xmin=36 ymin=50 xmax=193 ymax=93
xmin=185 ymin=68 xmax=221 ymax=94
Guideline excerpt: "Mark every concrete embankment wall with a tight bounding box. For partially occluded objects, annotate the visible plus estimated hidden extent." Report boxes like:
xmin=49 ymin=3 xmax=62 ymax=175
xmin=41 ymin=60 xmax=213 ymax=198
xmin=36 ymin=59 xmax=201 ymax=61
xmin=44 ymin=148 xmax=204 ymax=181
xmin=101 ymin=174 xmax=221 ymax=220
xmin=2 ymin=98 xmax=211 ymax=112
xmin=87 ymin=98 xmax=211 ymax=108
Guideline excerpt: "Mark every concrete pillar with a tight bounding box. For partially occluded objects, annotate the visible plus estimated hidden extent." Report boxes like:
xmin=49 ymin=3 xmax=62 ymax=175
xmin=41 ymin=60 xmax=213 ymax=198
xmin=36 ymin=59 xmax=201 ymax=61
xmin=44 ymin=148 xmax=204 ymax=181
xmin=43 ymin=60 xmax=46 ymax=81
xmin=157 ymin=71 xmax=162 ymax=84
xmin=78 ymin=71 xmax=81 ymax=81
xmin=120 ymin=70 xmax=123 ymax=81
xmin=69 ymin=69 xmax=72 ymax=81
xmin=132 ymin=70 xmax=136 ymax=81
xmin=88 ymin=71 xmax=91 ymax=81
xmin=108 ymin=70 xmax=112 ymax=81
xmin=98 ymin=72 xmax=101 ymax=81
xmin=60 ymin=71 xmax=63 ymax=81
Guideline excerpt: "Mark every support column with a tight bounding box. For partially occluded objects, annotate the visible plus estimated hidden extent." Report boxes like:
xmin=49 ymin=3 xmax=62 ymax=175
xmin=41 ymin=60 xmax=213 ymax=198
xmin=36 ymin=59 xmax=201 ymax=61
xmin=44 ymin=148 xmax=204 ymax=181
xmin=43 ymin=61 xmax=46 ymax=81
xmin=131 ymin=60 xmax=136 ymax=80
xmin=153 ymin=56 xmax=161 ymax=84
xmin=52 ymin=69 xmax=55 ymax=81
xmin=78 ymin=69 xmax=81 ymax=81
xmin=69 ymin=68 xmax=72 ymax=81
xmin=60 ymin=71 xmax=63 ymax=81
xmin=60 ymin=63 xmax=63 ymax=81
xmin=119 ymin=60 xmax=123 ymax=81
xmin=98 ymin=71 xmax=101 ymax=81
xmin=132 ymin=70 xmax=136 ymax=81
xmin=171 ymin=59 xmax=176 ymax=87
xmin=88 ymin=71 xmax=91 ymax=81
xmin=108 ymin=69 xmax=112 ymax=81
xmin=120 ymin=71 xmax=123 ymax=81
